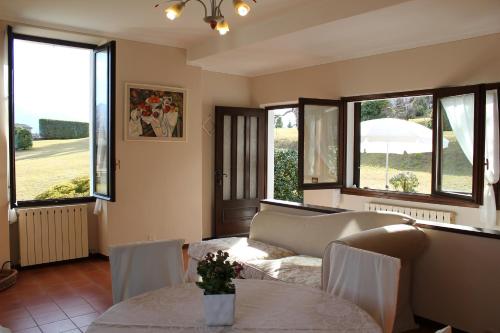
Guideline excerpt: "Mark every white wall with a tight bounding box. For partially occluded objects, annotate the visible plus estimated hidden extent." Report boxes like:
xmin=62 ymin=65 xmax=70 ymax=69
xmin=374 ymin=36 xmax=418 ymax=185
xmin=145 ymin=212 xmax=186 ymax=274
xmin=101 ymin=39 xmax=203 ymax=250
xmin=0 ymin=21 xmax=252 ymax=258
xmin=252 ymin=32 xmax=500 ymax=229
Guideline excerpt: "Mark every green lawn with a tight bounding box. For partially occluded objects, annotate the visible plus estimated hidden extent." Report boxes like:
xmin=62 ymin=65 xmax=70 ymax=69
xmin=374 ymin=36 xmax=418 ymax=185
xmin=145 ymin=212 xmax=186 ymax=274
xmin=274 ymin=128 xmax=298 ymax=151
xmin=15 ymin=138 xmax=90 ymax=201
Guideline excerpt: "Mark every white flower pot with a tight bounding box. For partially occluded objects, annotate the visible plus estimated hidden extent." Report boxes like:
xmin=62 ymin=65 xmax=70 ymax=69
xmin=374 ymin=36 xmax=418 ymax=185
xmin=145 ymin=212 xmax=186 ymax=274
xmin=203 ymin=293 xmax=235 ymax=326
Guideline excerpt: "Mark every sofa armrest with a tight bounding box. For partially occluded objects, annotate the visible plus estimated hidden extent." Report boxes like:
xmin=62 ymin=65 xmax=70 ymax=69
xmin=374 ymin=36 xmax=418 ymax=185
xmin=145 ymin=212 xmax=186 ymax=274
xmin=334 ymin=224 xmax=427 ymax=262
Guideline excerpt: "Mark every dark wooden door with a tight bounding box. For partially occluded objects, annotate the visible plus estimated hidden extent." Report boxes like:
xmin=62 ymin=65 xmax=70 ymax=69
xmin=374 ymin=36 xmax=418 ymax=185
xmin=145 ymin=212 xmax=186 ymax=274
xmin=214 ymin=106 xmax=266 ymax=237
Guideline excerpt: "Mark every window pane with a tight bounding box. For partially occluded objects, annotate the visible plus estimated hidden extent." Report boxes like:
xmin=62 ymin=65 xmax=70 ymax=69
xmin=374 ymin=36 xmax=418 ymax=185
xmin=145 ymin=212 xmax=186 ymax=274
xmin=223 ymin=115 xmax=231 ymax=200
xmin=438 ymin=94 xmax=474 ymax=195
xmin=272 ymin=107 xmax=302 ymax=202
xmin=94 ymin=49 xmax=109 ymax=196
xmin=358 ymin=96 xmax=433 ymax=194
xmin=236 ymin=116 xmax=245 ymax=199
xmin=303 ymin=104 xmax=339 ymax=184
xmin=249 ymin=116 xmax=258 ymax=199
xmin=14 ymin=39 xmax=92 ymax=201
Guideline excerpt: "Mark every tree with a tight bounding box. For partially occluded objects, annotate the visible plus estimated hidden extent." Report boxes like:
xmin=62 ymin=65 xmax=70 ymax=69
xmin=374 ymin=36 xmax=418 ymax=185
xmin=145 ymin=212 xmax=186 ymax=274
xmin=274 ymin=149 xmax=303 ymax=202
xmin=275 ymin=116 xmax=283 ymax=128
xmin=411 ymin=96 xmax=432 ymax=118
xmin=287 ymin=121 xmax=293 ymax=128
xmin=14 ymin=127 xmax=33 ymax=150
xmin=361 ymin=100 xmax=390 ymax=121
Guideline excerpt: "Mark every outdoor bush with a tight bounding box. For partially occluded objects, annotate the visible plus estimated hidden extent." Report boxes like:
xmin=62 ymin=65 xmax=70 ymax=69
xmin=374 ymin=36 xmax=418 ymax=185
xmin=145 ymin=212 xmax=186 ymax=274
xmin=39 ymin=119 xmax=89 ymax=139
xmin=274 ymin=149 xmax=303 ymax=202
xmin=389 ymin=172 xmax=419 ymax=192
xmin=409 ymin=116 xmax=453 ymax=131
xmin=409 ymin=117 xmax=433 ymax=129
xmin=35 ymin=176 xmax=90 ymax=200
xmin=14 ymin=127 xmax=33 ymax=150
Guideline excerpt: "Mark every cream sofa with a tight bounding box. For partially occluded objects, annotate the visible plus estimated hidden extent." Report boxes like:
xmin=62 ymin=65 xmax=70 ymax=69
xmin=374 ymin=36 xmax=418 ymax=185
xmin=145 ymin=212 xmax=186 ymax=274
xmin=187 ymin=210 xmax=416 ymax=288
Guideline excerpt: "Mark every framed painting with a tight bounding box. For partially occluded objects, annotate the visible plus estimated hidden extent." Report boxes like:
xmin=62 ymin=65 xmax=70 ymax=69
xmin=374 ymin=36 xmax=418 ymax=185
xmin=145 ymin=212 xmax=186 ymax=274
xmin=125 ymin=83 xmax=187 ymax=142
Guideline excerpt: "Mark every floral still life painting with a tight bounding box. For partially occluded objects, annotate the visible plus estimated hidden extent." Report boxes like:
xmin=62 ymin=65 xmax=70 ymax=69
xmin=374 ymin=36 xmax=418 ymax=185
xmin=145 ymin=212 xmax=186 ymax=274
xmin=125 ymin=83 xmax=186 ymax=141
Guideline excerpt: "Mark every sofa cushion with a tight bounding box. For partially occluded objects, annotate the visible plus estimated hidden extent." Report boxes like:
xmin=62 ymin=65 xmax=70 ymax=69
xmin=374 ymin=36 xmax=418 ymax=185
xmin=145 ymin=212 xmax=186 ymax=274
xmin=188 ymin=237 xmax=295 ymax=262
xmin=243 ymin=255 xmax=322 ymax=289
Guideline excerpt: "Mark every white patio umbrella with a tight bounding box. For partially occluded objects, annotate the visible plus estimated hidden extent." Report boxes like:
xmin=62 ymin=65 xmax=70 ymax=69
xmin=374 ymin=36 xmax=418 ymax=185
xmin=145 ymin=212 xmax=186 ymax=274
xmin=360 ymin=118 xmax=449 ymax=189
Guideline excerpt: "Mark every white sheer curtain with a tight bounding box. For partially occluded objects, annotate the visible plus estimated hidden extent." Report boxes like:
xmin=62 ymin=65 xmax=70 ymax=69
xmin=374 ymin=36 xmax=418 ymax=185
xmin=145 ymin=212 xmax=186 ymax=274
xmin=480 ymin=90 xmax=499 ymax=227
xmin=440 ymin=94 xmax=475 ymax=164
xmin=304 ymin=106 xmax=339 ymax=183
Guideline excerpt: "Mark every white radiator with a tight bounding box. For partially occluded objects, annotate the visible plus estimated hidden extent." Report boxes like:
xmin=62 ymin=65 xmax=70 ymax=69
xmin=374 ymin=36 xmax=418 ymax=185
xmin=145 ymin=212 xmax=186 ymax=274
xmin=364 ymin=202 xmax=456 ymax=224
xmin=18 ymin=204 xmax=89 ymax=267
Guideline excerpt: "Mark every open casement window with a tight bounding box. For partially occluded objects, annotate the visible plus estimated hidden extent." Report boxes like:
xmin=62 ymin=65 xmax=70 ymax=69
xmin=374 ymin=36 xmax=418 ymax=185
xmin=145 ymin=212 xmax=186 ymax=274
xmin=433 ymin=85 xmax=484 ymax=204
xmin=92 ymin=41 xmax=116 ymax=201
xmin=298 ymin=98 xmax=344 ymax=189
xmin=7 ymin=25 xmax=116 ymax=207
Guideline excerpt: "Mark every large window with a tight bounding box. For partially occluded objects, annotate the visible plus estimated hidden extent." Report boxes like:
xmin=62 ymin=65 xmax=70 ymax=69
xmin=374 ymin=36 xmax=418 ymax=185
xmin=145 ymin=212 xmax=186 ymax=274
xmin=345 ymin=86 xmax=489 ymax=206
xmin=8 ymin=28 xmax=115 ymax=206
xmin=13 ymin=38 xmax=92 ymax=202
xmin=356 ymin=95 xmax=434 ymax=194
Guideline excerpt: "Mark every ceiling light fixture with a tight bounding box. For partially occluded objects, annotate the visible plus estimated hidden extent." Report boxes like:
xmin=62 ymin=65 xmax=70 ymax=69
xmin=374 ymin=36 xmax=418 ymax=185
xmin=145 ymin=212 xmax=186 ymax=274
xmin=233 ymin=0 xmax=250 ymax=16
xmin=155 ymin=0 xmax=256 ymax=36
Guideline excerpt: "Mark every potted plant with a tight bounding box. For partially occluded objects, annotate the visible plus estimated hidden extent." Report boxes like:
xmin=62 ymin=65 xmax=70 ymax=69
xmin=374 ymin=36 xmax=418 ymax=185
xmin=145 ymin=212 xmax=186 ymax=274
xmin=196 ymin=250 xmax=243 ymax=326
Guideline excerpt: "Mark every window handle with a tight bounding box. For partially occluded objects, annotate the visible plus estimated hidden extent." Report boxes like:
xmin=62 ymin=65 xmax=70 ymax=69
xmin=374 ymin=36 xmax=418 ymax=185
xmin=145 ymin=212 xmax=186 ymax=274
xmin=485 ymin=158 xmax=489 ymax=170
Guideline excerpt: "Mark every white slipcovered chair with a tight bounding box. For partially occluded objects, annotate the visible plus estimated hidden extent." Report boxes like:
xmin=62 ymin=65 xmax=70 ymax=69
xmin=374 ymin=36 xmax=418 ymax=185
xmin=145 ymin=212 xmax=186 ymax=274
xmin=322 ymin=224 xmax=427 ymax=333
xmin=109 ymin=239 xmax=184 ymax=304
xmin=323 ymin=242 xmax=401 ymax=333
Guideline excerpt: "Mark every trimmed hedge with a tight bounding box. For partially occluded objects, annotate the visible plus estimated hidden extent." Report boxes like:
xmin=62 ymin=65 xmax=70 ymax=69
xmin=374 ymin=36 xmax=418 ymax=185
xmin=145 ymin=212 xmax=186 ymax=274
xmin=274 ymin=149 xmax=303 ymax=203
xmin=14 ymin=127 xmax=33 ymax=150
xmin=39 ymin=119 xmax=89 ymax=139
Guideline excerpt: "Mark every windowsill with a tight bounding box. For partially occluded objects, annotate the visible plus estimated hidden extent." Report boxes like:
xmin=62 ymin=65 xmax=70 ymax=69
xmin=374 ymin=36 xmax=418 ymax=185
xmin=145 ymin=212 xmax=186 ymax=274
xmin=341 ymin=187 xmax=479 ymax=208
xmin=13 ymin=197 xmax=96 ymax=208
xmin=260 ymin=199 xmax=348 ymax=214
xmin=413 ymin=219 xmax=500 ymax=241
xmin=261 ymin=199 xmax=500 ymax=240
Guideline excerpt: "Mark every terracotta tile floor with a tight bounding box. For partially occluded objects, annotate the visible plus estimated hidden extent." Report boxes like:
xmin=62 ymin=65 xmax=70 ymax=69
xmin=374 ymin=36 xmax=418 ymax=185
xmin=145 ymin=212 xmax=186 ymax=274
xmin=0 ymin=258 xmax=111 ymax=332
xmin=0 ymin=249 xmax=189 ymax=333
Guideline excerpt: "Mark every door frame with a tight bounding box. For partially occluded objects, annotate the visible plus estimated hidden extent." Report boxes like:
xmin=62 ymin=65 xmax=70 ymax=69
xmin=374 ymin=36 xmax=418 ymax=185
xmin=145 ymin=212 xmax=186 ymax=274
xmin=214 ymin=106 xmax=266 ymax=237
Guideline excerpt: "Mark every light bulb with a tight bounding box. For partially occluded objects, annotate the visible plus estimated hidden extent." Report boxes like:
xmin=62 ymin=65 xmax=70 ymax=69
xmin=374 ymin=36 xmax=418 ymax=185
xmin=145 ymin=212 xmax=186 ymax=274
xmin=233 ymin=0 xmax=250 ymax=16
xmin=216 ymin=20 xmax=230 ymax=35
xmin=165 ymin=2 xmax=185 ymax=21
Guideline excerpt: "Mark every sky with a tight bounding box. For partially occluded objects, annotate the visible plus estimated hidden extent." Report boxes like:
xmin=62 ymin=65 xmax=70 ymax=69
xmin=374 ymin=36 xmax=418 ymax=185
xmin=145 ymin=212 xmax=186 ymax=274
xmin=274 ymin=107 xmax=297 ymax=127
xmin=14 ymin=39 xmax=92 ymax=134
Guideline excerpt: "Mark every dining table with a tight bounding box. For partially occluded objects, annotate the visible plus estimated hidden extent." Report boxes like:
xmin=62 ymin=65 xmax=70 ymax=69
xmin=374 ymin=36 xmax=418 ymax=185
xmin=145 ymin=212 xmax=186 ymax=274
xmin=87 ymin=279 xmax=381 ymax=333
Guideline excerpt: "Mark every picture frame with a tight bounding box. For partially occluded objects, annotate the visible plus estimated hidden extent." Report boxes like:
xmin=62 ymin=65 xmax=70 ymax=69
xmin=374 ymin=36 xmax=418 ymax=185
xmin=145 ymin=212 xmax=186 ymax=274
xmin=124 ymin=83 xmax=187 ymax=142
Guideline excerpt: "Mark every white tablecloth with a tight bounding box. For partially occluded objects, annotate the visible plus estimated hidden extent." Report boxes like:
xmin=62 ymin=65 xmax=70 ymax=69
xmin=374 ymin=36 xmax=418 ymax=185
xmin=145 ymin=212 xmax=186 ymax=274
xmin=87 ymin=279 xmax=381 ymax=333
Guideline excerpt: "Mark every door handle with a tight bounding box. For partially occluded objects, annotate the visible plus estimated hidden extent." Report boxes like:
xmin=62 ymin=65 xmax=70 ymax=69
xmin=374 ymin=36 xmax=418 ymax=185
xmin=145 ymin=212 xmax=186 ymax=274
xmin=215 ymin=170 xmax=228 ymax=186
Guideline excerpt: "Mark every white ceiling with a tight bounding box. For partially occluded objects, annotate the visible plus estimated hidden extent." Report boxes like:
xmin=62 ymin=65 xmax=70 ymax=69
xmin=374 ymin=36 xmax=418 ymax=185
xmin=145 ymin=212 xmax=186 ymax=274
xmin=1 ymin=0 xmax=500 ymax=77
xmin=0 ymin=0 xmax=309 ymax=47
